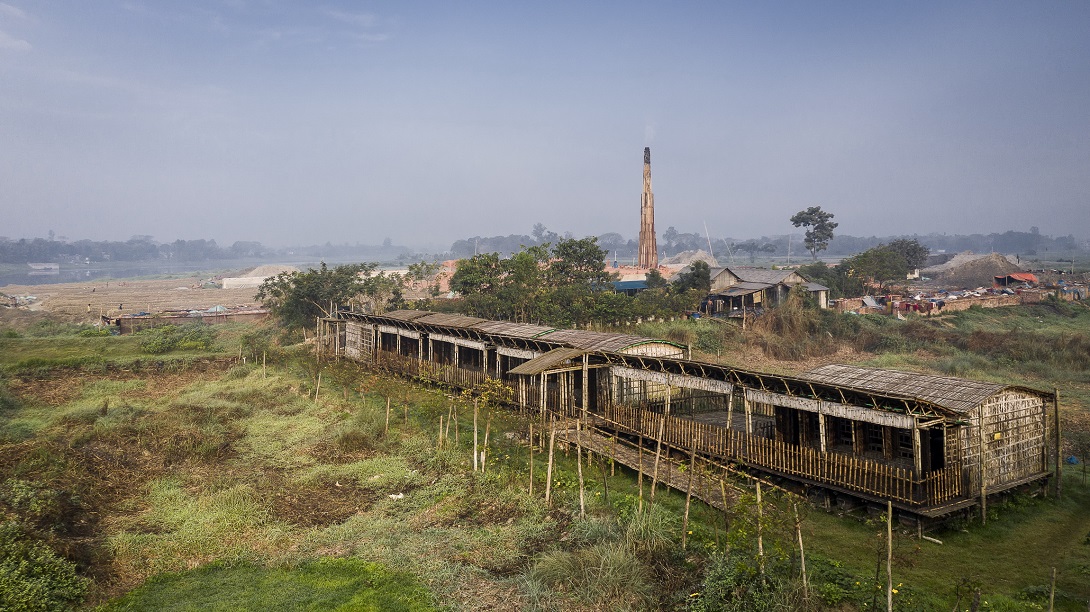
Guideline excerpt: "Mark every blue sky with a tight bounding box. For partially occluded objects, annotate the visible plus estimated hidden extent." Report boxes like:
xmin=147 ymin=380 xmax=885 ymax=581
xmin=1 ymin=1 xmax=1088 ymax=248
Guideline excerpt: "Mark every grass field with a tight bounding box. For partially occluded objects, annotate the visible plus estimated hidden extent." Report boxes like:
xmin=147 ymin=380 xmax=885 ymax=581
xmin=2 ymin=299 xmax=1090 ymax=609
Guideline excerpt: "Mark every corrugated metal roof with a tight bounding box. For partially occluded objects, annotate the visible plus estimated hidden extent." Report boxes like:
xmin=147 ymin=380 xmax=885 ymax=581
xmin=804 ymin=282 xmax=830 ymax=291
xmin=508 ymin=347 xmax=587 ymax=375
xmin=474 ymin=320 xmax=556 ymax=338
xmin=379 ymin=310 xmax=432 ymax=322
xmin=729 ymin=267 xmax=795 ymax=285
xmin=803 ymin=364 xmax=1007 ymax=413
xmin=537 ymin=329 xmax=680 ymax=353
xmin=415 ymin=313 xmax=488 ymax=329
xmin=715 ymin=281 xmax=772 ymax=297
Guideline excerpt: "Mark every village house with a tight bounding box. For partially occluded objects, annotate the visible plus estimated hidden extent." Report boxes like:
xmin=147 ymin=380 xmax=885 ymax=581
xmin=683 ymin=265 xmax=829 ymax=316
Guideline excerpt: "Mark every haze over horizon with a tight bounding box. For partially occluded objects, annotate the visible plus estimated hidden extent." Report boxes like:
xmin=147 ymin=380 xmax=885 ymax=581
xmin=2 ymin=2 xmax=1088 ymax=249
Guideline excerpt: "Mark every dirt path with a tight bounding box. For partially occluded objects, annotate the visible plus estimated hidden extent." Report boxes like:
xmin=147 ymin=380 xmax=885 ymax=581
xmin=1 ymin=277 xmax=261 ymax=322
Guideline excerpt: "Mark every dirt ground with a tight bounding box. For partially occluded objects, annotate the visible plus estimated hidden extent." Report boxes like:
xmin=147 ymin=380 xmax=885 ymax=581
xmin=1 ymin=277 xmax=262 ymax=323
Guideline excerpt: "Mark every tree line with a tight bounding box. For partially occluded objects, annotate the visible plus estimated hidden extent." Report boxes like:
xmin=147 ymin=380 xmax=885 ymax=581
xmin=258 ymin=237 xmax=712 ymax=332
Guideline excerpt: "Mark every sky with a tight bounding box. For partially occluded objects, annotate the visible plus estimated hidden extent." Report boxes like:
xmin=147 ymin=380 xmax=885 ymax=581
xmin=1 ymin=1 xmax=1089 ymax=249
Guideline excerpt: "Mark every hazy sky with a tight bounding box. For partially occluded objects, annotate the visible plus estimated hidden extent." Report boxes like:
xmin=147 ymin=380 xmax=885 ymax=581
xmin=2 ymin=1 xmax=1088 ymax=248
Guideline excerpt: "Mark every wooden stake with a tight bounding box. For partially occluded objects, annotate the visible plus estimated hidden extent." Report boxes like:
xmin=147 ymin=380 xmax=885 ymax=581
xmin=262 ymin=351 xmax=266 ymax=379
xmin=682 ymin=437 xmax=696 ymax=549
xmin=576 ymin=421 xmax=586 ymax=518
xmin=757 ymin=482 xmax=765 ymax=578
xmin=385 ymin=397 xmax=391 ymax=435
xmin=638 ymin=430 xmax=645 ymax=512
xmin=446 ymin=401 xmax=454 ymax=441
xmin=650 ymin=416 xmax=665 ymax=502
xmin=437 ymin=417 xmax=444 ymax=450
xmin=1049 ymin=566 xmax=1056 ymax=612
xmin=529 ymin=423 xmax=534 ymax=496
xmin=314 ymin=372 xmax=321 ymax=401
xmin=482 ymin=409 xmax=492 ymax=473
xmin=887 ymin=500 xmax=893 ymax=612
xmin=795 ymin=502 xmax=809 ymax=602
xmin=473 ymin=398 xmax=479 ymax=472
xmin=545 ymin=418 xmax=557 ymax=504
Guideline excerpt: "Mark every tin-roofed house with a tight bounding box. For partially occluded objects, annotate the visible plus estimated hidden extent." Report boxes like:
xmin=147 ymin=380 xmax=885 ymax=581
xmin=692 ymin=266 xmax=829 ymax=317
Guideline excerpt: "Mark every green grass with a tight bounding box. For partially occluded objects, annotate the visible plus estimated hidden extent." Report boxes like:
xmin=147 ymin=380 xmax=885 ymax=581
xmin=101 ymin=558 xmax=437 ymax=611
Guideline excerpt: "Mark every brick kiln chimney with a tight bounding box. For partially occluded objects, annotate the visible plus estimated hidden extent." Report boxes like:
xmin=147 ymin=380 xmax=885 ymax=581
xmin=637 ymin=147 xmax=658 ymax=268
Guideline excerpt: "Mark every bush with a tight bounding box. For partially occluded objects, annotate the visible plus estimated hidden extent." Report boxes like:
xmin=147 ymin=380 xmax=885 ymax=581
xmin=0 ymin=521 xmax=89 ymax=611
xmin=137 ymin=324 xmax=217 ymax=354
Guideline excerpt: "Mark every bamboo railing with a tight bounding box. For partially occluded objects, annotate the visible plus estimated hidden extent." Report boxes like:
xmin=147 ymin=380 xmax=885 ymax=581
xmin=365 ymin=348 xmax=965 ymax=509
xmin=599 ymin=403 xmax=964 ymax=507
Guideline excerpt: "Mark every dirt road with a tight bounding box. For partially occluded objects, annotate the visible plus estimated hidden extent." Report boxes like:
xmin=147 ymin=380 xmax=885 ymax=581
xmin=1 ymin=276 xmax=262 ymax=322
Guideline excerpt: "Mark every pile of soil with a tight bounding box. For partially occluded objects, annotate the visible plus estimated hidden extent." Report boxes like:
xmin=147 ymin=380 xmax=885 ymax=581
xmin=660 ymin=249 xmax=719 ymax=267
xmin=924 ymin=252 xmax=1024 ymax=288
xmin=243 ymin=264 xmax=298 ymax=278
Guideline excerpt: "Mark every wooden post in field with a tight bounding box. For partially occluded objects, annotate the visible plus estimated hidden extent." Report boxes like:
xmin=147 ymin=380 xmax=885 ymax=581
xmin=682 ymin=437 xmax=696 ymax=549
xmin=482 ymin=409 xmax=492 ymax=473
xmin=576 ymin=420 xmax=586 ymax=518
xmin=545 ymin=418 xmax=557 ymax=504
xmin=446 ymin=401 xmax=454 ymax=441
xmin=437 ymin=417 xmax=444 ymax=450
xmin=314 ymin=372 xmax=321 ymax=401
xmin=610 ymin=434 xmax=616 ymax=476
xmin=887 ymin=501 xmax=893 ymax=612
xmin=638 ymin=430 xmax=645 ymax=512
xmin=757 ymin=482 xmax=765 ymax=578
xmin=795 ymin=503 xmax=809 ymax=602
xmin=263 ymin=351 xmax=266 ymax=378
xmin=650 ymin=415 xmax=666 ymax=502
xmin=529 ymin=423 xmax=534 ymax=496
xmin=453 ymin=404 xmax=459 ymax=446
xmin=473 ymin=399 xmax=479 ymax=472
xmin=385 ymin=397 xmax=391 ymax=435
xmin=1049 ymin=566 xmax=1056 ymax=612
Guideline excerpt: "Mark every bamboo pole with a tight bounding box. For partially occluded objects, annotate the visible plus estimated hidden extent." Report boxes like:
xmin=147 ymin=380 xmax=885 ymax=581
xmin=650 ymin=416 xmax=665 ymax=502
xmin=262 ymin=351 xmax=266 ymax=379
xmin=545 ymin=418 xmax=557 ymax=504
xmin=576 ymin=421 xmax=586 ymax=518
xmin=314 ymin=372 xmax=321 ymax=401
xmin=473 ymin=399 xmax=479 ymax=472
xmin=795 ymin=502 xmax=808 ymax=602
xmin=682 ymin=437 xmax=696 ymax=549
xmin=887 ymin=500 xmax=893 ymax=612
xmin=1049 ymin=566 xmax=1056 ymax=612
xmin=482 ymin=409 xmax=492 ymax=473
xmin=437 ymin=417 xmax=444 ymax=450
xmin=638 ymin=429 xmax=645 ymax=512
xmin=385 ymin=397 xmax=391 ymax=435
xmin=529 ymin=423 xmax=534 ymax=496
xmin=757 ymin=482 xmax=765 ymax=578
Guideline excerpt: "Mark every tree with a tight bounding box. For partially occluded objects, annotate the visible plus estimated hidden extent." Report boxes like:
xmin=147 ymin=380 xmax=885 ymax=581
xmin=790 ymin=206 xmax=838 ymax=260
xmin=733 ymin=240 xmax=777 ymax=264
xmin=884 ymin=238 xmax=929 ymax=271
xmin=673 ymin=261 xmax=711 ymax=293
xmin=256 ymin=262 xmax=377 ymax=329
xmin=840 ymin=245 xmax=909 ymax=292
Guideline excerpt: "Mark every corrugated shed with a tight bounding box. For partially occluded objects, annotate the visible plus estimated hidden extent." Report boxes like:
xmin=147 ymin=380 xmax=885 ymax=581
xmin=508 ymin=347 xmax=587 ymax=375
xmin=803 ymin=364 xmax=1007 ymax=414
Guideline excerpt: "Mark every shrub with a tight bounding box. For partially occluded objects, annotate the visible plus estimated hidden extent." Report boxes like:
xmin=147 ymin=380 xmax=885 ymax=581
xmin=137 ymin=324 xmax=217 ymax=354
xmin=0 ymin=521 xmax=89 ymax=612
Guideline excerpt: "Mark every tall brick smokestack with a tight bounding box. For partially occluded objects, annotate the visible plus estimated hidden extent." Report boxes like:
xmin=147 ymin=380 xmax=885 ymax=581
xmin=637 ymin=147 xmax=658 ymax=268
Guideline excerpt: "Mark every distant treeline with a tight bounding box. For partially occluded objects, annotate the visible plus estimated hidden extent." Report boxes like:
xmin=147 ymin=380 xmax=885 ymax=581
xmin=0 ymin=236 xmax=412 ymax=265
xmin=451 ymin=225 xmax=1084 ymax=261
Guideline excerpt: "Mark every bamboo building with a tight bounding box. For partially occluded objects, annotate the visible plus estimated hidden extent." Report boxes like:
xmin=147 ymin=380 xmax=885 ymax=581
xmin=319 ymin=310 xmax=1059 ymax=519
